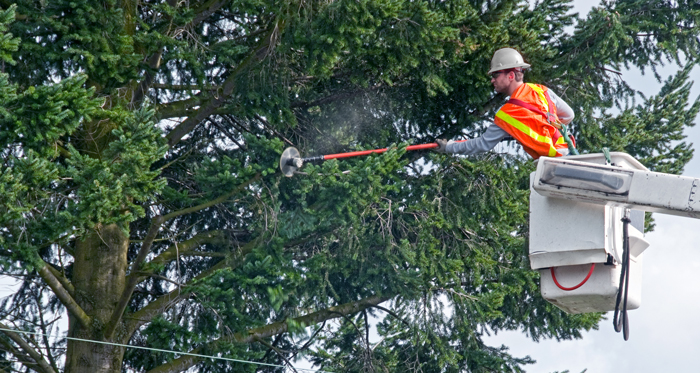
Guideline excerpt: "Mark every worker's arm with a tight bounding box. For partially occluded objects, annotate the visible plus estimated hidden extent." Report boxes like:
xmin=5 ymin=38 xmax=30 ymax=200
xmin=444 ymin=125 xmax=509 ymax=155
xmin=549 ymin=90 xmax=575 ymax=125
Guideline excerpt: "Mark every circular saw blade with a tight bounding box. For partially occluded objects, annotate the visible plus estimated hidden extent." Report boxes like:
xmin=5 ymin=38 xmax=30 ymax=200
xmin=280 ymin=147 xmax=301 ymax=177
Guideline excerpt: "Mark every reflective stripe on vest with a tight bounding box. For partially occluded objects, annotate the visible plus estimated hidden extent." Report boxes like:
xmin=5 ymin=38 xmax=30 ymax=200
xmin=528 ymin=84 xmax=550 ymax=113
xmin=495 ymin=109 xmax=558 ymax=157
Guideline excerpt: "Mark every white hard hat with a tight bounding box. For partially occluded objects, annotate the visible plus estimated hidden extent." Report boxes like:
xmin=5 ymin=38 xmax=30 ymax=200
xmin=488 ymin=48 xmax=531 ymax=74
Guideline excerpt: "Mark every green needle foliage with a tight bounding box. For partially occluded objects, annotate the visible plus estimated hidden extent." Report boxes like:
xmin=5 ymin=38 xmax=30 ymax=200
xmin=0 ymin=1 xmax=697 ymax=373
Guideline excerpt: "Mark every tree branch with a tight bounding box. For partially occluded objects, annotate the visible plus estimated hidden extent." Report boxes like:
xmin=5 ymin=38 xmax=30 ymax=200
xmin=157 ymin=96 xmax=205 ymax=119
xmin=36 ymin=263 xmax=91 ymax=330
xmin=0 ymin=336 xmax=38 ymax=373
xmin=253 ymin=337 xmax=298 ymax=373
xmin=253 ymin=114 xmax=294 ymax=146
xmin=33 ymin=292 xmax=60 ymax=373
xmin=123 ymin=227 xmax=340 ymax=348
xmin=371 ymin=304 xmax=411 ymax=327
xmin=144 ymin=294 xmax=392 ymax=373
xmin=146 ymin=230 xmax=230 ymax=269
xmin=120 ymin=172 xmax=270 ymax=336
xmin=166 ymin=19 xmax=282 ymax=147
xmin=132 ymin=47 xmax=165 ymax=106
xmin=188 ymin=0 xmax=229 ymax=28
xmin=132 ymin=0 xmax=228 ymax=107
xmin=208 ymin=118 xmax=247 ymax=149
xmin=151 ymin=84 xmax=219 ymax=91
xmin=125 ymin=235 xmax=264 ymax=335
xmin=123 ymin=261 xmax=224 ymax=336
xmin=161 ymin=173 xmax=261 ymax=222
xmin=44 ymin=265 xmax=74 ymax=296
xmin=124 ymin=285 xmax=188 ymax=336
xmin=0 ymin=323 xmax=56 ymax=373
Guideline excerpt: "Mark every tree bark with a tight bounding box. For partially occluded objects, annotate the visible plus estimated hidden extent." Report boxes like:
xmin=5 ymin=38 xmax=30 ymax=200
xmin=65 ymin=224 xmax=129 ymax=373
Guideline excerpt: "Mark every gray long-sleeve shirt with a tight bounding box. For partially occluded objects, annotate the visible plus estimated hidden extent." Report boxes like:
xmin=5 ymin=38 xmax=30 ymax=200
xmin=446 ymin=89 xmax=574 ymax=155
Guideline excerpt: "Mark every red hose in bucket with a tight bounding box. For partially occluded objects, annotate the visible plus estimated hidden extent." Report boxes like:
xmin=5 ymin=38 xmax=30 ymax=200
xmin=551 ymin=263 xmax=596 ymax=291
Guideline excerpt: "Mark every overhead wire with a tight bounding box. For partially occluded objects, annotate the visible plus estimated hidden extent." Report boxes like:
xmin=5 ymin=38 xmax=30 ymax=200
xmin=0 ymin=327 xmax=332 ymax=373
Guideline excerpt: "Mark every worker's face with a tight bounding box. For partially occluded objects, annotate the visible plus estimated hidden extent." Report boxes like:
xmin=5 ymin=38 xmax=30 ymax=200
xmin=490 ymin=70 xmax=512 ymax=94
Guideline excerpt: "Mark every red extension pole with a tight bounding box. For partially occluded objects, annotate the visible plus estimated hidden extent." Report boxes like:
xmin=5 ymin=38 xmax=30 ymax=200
xmin=280 ymin=140 xmax=467 ymax=177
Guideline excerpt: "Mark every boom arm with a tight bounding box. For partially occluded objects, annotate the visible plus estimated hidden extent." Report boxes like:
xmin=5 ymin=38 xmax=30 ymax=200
xmin=532 ymin=154 xmax=700 ymax=219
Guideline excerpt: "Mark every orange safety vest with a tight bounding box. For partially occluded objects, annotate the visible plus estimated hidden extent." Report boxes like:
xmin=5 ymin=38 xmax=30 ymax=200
xmin=493 ymin=83 xmax=574 ymax=159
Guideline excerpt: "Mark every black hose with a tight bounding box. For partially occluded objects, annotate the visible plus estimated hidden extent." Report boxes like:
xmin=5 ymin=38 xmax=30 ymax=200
xmin=613 ymin=214 xmax=631 ymax=341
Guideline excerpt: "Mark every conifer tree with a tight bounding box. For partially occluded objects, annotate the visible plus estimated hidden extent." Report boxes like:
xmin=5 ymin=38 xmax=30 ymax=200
xmin=0 ymin=1 xmax=698 ymax=373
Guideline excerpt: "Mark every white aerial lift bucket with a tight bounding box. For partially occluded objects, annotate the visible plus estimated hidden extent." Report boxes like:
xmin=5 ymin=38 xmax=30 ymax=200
xmin=529 ymin=153 xmax=650 ymax=314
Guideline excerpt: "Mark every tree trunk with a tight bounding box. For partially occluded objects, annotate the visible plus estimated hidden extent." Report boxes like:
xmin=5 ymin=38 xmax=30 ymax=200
xmin=65 ymin=224 xmax=129 ymax=373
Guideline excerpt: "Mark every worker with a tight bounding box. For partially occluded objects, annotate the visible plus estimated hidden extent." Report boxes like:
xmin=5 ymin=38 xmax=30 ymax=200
xmin=435 ymin=48 xmax=576 ymax=159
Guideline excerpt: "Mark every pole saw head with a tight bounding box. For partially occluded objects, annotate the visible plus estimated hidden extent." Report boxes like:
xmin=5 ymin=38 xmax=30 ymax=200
xmin=280 ymin=147 xmax=303 ymax=177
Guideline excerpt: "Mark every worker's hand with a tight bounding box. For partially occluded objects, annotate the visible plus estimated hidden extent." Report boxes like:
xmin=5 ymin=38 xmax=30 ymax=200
xmin=434 ymin=139 xmax=449 ymax=153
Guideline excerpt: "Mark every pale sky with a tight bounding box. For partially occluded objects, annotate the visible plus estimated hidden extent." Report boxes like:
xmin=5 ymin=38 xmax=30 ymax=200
xmin=484 ymin=1 xmax=700 ymax=372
